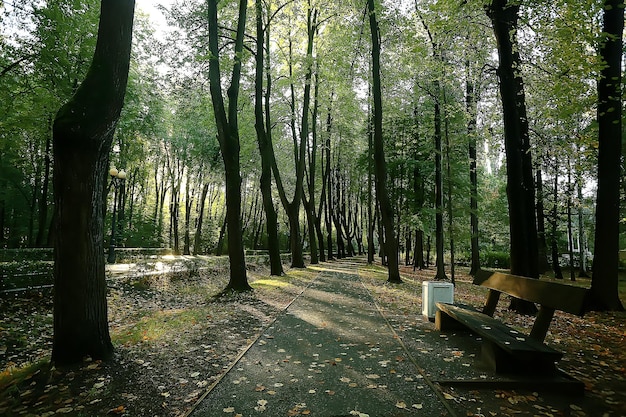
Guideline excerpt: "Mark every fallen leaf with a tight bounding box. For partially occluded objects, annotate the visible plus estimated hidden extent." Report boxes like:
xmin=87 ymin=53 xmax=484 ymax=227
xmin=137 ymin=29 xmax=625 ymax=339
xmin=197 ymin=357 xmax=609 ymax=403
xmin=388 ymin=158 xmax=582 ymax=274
xmin=107 ymin=405 xmax=126 ymax=415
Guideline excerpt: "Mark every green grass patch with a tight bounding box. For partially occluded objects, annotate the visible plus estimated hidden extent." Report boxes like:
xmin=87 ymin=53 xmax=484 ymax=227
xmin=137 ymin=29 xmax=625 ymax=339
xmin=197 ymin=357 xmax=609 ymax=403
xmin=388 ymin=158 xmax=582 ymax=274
xmin=251 ymin=278 xmax=289 ymax=289
xmin=112 ymin=308 xmax=209 ymax=346
xmin=0 ymin=359 xmax=50 ymax=399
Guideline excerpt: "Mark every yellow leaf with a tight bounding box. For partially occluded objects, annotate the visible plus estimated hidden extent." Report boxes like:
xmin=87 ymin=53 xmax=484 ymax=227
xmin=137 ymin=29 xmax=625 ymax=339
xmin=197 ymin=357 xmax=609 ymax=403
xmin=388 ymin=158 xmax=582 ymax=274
xmin=395 ymin=401 xmax=407 ymax=409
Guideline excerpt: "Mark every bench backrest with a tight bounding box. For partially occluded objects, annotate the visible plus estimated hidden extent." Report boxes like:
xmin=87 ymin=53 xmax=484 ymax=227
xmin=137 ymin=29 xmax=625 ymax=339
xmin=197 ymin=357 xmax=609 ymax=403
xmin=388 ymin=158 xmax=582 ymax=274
xmin=474 ymin=269 xmax=589 ymax=316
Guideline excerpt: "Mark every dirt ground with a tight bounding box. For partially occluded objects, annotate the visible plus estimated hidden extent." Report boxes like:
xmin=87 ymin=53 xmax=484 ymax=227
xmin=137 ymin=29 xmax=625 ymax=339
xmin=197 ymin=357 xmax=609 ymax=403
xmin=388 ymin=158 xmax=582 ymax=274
xmin=1 ymin=259 xmax=625 ymax=417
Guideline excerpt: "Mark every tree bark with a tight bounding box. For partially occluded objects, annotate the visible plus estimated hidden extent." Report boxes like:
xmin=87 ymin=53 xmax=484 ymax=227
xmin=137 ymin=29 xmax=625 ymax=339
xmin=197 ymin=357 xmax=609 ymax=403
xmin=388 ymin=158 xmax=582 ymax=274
xmin=588 ymin=0 xmax=625 ymax=311
xmin=550 ymin=169 xmax=564 ymax=279
xmin=486 ymin=0 xmax=538 ymax=314
xmin=367 ymin=111 xmax=375 ymax=264
xmin=52 ymin=0 xmax=135 ymax=365
xmin=368 ymin=0 xmax=401 ymax=283
xmin=433 ymin=98 xmax=447 ymax=280
xmin=36 ymin=127 xmax=52 ymax=247
xmin=207 ymin=0 xmax=251 ymax=291
xmin=566 ymin=156 xmax=575 ymax=281
xmin=193 ymin=182 xmax=209 ymax=255
xmin=536 ymin=165 xmax=551 ymax=273
xmin=183 ymin=170 xmax=192 ymax=256
xmin=466 ymin=64 xmax=480 ymax=275
xmin=576 ymin=180 xmax=589 ymax=277
xmin=303 ymin=61 xmax=321 ymax=264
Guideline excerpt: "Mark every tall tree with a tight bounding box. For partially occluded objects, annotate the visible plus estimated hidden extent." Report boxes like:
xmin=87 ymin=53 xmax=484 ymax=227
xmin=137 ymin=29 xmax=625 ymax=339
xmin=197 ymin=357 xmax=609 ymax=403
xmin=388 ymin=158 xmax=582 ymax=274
xmin=253 ymin=0 xmax=285 ymax=275
xmin=368 ymin=0 xmax=401 ymax=283
xmin=207 ymin=0 xmax=252 ymax=291
xmin=271 ymin=3 xmax=318 ymax=268
xmin=52 ymin=0 xmax=135 ymax=365
xmin=588 ymin=0 xmax=624 ymax=311
xmin=485 ymin=0 xmax=538 ymax=313
xmin=466 ymin=61 xmax=480 ymax=276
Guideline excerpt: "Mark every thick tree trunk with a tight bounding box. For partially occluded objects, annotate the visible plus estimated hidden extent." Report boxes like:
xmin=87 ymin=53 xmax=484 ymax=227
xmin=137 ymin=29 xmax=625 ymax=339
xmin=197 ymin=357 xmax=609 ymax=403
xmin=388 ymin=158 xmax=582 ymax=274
xmin=52 ymin=0 xmax=135 ymax=365
xmin=588 ymin=0 xmax=625 ymax=311
xmin=207 ymin=0 xmax=251 ymax=291
xmin=368 ymin=0 xmax=401 ymax=283
xmin=486 ymin=0 xmax=538 ymax=314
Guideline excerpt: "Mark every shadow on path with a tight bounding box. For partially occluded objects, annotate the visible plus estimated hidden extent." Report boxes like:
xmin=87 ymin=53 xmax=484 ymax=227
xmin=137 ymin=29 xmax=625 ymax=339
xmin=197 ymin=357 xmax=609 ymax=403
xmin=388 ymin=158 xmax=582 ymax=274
xmin=186 ymin=259 xmax=454 ymax=417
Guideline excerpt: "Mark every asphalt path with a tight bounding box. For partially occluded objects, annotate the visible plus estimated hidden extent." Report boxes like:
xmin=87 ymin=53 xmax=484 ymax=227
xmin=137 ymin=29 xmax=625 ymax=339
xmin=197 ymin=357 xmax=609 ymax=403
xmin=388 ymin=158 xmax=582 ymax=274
xmin=187 ymin=260 xmax=454 ymax=417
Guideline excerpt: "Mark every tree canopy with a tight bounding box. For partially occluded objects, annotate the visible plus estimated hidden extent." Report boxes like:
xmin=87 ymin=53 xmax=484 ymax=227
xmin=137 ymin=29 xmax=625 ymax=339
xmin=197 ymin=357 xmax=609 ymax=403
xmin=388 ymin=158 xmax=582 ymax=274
xmin=0 ymin=0 xmax=623 ymax=310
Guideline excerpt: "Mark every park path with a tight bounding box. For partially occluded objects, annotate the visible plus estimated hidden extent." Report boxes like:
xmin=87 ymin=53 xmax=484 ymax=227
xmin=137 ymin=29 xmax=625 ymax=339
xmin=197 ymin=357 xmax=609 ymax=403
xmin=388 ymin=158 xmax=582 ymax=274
xmin=186 ymin=259 xmax=454 ymax=417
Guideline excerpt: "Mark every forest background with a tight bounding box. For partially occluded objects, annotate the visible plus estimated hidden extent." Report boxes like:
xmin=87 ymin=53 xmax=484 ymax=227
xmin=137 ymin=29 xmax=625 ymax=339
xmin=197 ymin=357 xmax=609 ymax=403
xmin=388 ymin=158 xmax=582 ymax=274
xmin=1 ymin=0 xmax=625 ymax=286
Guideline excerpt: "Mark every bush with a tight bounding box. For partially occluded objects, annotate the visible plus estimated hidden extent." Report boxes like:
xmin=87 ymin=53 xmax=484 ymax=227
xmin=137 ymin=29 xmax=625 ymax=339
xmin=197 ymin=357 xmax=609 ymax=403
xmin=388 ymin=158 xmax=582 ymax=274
xmin=480 ymin=251 xmax=510 ymax=269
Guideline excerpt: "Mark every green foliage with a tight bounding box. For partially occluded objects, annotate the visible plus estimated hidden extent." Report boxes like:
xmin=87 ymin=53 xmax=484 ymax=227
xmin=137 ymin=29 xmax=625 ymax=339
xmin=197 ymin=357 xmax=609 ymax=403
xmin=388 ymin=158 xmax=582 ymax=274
xmin=480 ymin=251 xmax=511 ymax=269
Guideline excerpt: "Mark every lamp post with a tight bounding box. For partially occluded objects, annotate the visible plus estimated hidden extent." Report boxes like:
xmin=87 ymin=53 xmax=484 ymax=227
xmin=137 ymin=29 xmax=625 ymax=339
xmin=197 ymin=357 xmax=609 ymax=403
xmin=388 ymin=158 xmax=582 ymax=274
xmin=107 ymin=167 xmax=126 ymax=263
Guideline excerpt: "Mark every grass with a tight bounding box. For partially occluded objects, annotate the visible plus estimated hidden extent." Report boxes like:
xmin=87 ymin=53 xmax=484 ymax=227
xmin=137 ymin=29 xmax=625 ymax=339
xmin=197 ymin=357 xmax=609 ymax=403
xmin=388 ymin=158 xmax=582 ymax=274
xmin=0 ymin=359 xmax=51 ymax=402
xmin=112 ymin=307 xmax=211 ymax=345
xmin=251 ymin=278 xmax=290 ymax=289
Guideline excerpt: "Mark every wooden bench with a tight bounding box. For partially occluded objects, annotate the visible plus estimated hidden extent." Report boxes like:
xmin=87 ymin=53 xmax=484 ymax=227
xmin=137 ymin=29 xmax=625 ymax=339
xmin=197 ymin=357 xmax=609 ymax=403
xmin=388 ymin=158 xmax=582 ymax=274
xmin=435 ymin=269 xmax=589 ymax=375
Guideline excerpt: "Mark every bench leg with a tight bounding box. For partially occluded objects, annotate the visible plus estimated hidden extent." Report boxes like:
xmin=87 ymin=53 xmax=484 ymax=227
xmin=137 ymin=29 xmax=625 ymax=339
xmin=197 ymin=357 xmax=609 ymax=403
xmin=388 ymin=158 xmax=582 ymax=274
xmin=481 ymin=341 xmax=557 ymax=375
xmin=435 ymin=309 xmax=467 ymax=331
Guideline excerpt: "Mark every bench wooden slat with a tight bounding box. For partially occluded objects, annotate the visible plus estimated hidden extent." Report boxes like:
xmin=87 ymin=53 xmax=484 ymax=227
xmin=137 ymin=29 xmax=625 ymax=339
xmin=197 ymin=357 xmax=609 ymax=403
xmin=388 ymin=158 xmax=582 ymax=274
xmin=474 ymin=269 xmax=588 ymax=316
xmin=436 ymin=303 xmax=562 ymax=360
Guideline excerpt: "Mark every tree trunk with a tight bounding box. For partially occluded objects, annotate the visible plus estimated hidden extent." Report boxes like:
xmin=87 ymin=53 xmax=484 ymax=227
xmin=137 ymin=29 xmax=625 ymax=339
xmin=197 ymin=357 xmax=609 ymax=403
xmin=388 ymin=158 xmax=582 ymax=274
xmin=270 ymin=8 xmax=317 ymax=269
xmin=367 ymin=111 xmax=375 ymax=264
xmin=303 ymin=62 xmax=321 ymax=265
xmin=183 ymin=170 xmax=192 ymax=256
xmin=433 ymin=98 xmax=447 ymax=280
xmin=577 ymin=180 xmax=589 ymax=277
xmin=324 ymin=105 xmax=334 ymax=261
xmin=566 ymin=156 xmax=575 ymax=281
xmin=551 ymin=171 xmax=564 ymax=279
xmin=207 ymin=0 xmax=251 ymax=291
xmin=216 ymin=213 xmax=226 ymax=256
xmin=255 ymin=9 xmax=284 ymax=275
xmin=486 ymin=0 xmax=538 ymax=314
xmin=36 ymin=128 xmax=52 ymax=247
xmin=413 ymin=229 xmax=424 ymax=270
xmin=588 ymin=0 xmax=625 ymax=311
xmin=193 ymin=182 xmax=209 ymax=255
xmin=368 ymin=0 xmax=401 ymax=283
xmin=536 ymin=165 xmax=550 ymax=273
xmin=444 ymin=93 xmax=455 ymax=284
xmin=466 ymin=64 xmax=480 ymax=275
xmin=52 ymin=0 xmax=135 ymax=365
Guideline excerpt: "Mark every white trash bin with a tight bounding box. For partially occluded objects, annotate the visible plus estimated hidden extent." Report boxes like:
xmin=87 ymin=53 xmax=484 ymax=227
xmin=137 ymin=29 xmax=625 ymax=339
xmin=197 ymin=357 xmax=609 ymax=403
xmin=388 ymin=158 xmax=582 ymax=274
xmin=422 ymin=281 xmax=454 ymax=320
